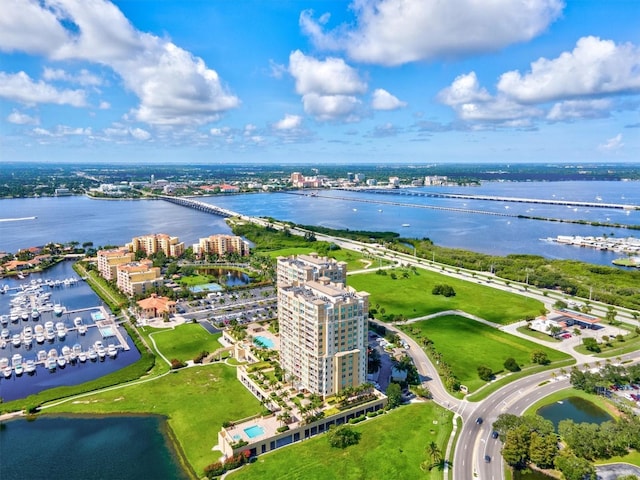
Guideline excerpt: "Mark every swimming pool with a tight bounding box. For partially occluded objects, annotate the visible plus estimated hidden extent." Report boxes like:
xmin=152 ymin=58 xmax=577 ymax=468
xmin=189 ymin=283 xmax=222 ymax=293
xmin=243 ymin=425 xmax=265 ymax=439
xmin=91 ymin=311 xmax=106 ymax=321
xmin=99 ymin=327 xmax=115 ymax=338
xmin=253 ymin=335 xmax=274 ymax=349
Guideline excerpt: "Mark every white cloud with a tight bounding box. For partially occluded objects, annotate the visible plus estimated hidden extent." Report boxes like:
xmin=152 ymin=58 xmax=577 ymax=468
xmin=288 ymin=50 xmax=366 ymax=96
xmin=210 ymin=127 xmax=230 ymax=136
xmin=301 ymin=93 xmax=361 ymax=121
xmin=0 ymin=0 xmax=240 ymax=126
xmin=288 ymin=50 xmax=366 ymax=120
xmin=598 ymin=134 xmax=624 ymax=152
xmin=371 ymin=88 xmax=406 ymax=110
xmin=7 ymin=110 xmax=39 ymax=125
xmin=547 ymin=99 xmax=612 ymax=121
xmin=300 ymin=0 xmax=563 ymax=66
xmin=0 ymin=71 xmax=87 ymax=106
xmin=274 ymin=114 xmax=303 ymax=130
xmin=99 ymin=101 xmax=111 ymax=110
xmin=43 ymin=67 xmax=103 ymax=86
xmin=32 ymin=125 xmax=92 ymax=136
xmin=498 ymin=36 xmax=640 ymax=103
xmin=129 ymin=127 xmax=151 ymax=140
xmin=437 ymin=72 xmax=491 ymax=106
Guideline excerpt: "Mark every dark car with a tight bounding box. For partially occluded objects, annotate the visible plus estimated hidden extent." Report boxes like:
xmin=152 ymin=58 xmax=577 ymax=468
xmin=475 ymin=417 xmax=483 ymax=425
xmin=491 ymin=430 xmax=499 ymax=439
xmin=484 ymin=455 xmax=491 ymax=463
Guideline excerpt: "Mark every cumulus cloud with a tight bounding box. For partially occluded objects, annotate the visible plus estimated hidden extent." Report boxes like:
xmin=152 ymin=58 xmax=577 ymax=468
xmin=300 ymin=0 xmax=563 ymax=66
xmin=598 ymin=134 xmax=624 ymax=152
xmin=43 ymin=67 xmax=103 ymax=86
xmin=288 ymin=50 xmax=366 ymax=96
xmin=288 ymin=50 xmax=366 ymax=120
xmin=274 ymin=114 xmax=303 ymax=130
xmin=33 ymin=125 xmax=92 ymax=136
xmin=498 ymin=36 xmax=640 ymax=103
xmin=371 ymin=88 xmax=406 ymax=110
xmin=439 ymin=37 xmax=640 ymax=127
xmin=547 ymin=99 xmax=612 ymax=121
xmin=0 ymin=71 xmax=87 ymax=106
xmin=99 ymin=101 xmax=111 ymax=110
xmin=7 ymin=109 xmax=39 ymax=125
xmin=0 ymin=0 xmax=239 ymax=126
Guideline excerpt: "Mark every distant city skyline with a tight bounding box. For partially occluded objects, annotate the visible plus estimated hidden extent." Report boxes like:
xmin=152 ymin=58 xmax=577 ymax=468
xmin=1 ymin=0 xmax=638 ymax=164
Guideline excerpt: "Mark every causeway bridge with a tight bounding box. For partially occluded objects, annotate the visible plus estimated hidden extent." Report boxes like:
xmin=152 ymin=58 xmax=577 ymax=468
xmin=158 ymin=195 xmax=240 ymax=218
xmin=338 ymin=188 xmax=639 ymax=211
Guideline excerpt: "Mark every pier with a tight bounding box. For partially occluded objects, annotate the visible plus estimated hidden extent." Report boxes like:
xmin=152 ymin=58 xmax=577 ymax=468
xmin=339 ymin=188 xmax=640 ymax=211
xmin=158 ymin=195 xmax=240 ymax=217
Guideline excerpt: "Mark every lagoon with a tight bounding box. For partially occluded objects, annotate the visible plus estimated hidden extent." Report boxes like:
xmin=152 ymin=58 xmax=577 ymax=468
xmin=0 ymin=415 xmax=189 ymax=480
xmin=537 ymin=396 xmax=613 ymax=430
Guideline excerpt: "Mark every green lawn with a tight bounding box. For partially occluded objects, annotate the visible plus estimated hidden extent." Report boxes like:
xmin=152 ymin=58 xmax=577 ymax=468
xmin=264 ymin=246 xmax=381 ymax=272
xmin=179 ymin=274 xmax=215 ymax=286
xmin=349 ymin=269 xmax=542 ymax=324
xmin=146 ymin=322 xmax=223 ymax=363
xmin=228 ymin=403 xmax=453 ymax=480
xmin=408 ymin=316 xmax=571 ymax=392
xmin=45 ymin=364 xmax=261 ymax=476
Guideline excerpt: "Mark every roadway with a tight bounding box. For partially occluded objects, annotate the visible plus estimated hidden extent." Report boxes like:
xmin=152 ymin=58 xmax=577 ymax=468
xmin=241 ymin=215 xmax=640 ymax=479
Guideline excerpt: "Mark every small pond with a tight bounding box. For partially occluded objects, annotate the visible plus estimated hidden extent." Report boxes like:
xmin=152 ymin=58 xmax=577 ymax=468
xmin=537 ymin=396 xmax=613 ymax=430
xmin=189 ymin=269 xmax=251 ymax=292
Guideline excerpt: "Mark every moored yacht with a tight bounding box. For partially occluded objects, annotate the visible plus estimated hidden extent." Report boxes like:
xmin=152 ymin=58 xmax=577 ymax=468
xmin=55 ymin=322 xmax=67 ymax=340
xmin=11 ymin=333 xmax=22 ymax=347
xmin=37 ymin=350 xmax=47 ymax=362
xmin=95 ymin=340 xmax=106 ymax=360
xmin=107 ymin=344 xmax=118 ymax=358
xmin=0 ymin=315 xmax=8 ymax=326
xmin=53 ymin=303 xmax=63 ymax=316
xmin=25 ymin=359 xmax=36 ymax=374
xmin=87 ymin=346 xmax=97 ymax=361
xmin=12 ymin=353 xmax=23 ymax=375
xmin=31 ymin=308 xmax=40 ymax=320
xmin=22 ymin=326 xmax=33 ymax=347
xmin=1 ymin=329 xmax=9 ymax=340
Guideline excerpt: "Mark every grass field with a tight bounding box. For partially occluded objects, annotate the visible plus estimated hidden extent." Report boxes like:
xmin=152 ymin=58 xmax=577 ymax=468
xmin=264 ymin=246 xmax=384 ymax=272
xmin=145 ymin=322 xmax=223 ymax=363
xmin=408 ymin=315 xmax=571 ymax=392
xmin=348 ymin=269 xmax=542 ymax=324
xmin=228 ymin=403 xmax=453 ymax=480
xmin=45 ymin=364 xmax=261 ymax=476
xmin=179 ymin=274 xmax=215 ymax=286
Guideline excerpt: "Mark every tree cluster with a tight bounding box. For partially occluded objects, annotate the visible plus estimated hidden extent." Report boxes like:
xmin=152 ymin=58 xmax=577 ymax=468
xmin=493 ymin=414 xmax=558 ymax=470
xmin=570 ymin=363 xmax=640 ymax=394
xmin=327 ymin=425 xmax=361 ymax=449
xmin=431 ymin=284 xmax=456 ymax=297
xmin=559 ymin=417 xmax=640 ymax=460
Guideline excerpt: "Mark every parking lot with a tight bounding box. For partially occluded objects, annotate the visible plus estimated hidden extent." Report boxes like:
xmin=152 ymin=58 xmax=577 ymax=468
xmin=174 ymin=286 xmax=277 ymax=327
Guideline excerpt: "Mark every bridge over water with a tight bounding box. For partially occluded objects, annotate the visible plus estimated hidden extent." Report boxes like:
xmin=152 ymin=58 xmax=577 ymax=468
xmin=158 ymin=195 xmax=240 ymax=218
xmin=339 ymin=188 xmax=639 ymax=211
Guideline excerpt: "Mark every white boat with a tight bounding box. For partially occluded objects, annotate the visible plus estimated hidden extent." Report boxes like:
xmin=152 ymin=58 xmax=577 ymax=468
xmin=1 ymin=329 xmax=9 ymax=340
xmin=73 ymin=317 xmax=83 ymax=328
xmin=401 ymin=223 xmax=410 ymax=227
xmin=53 ymin=303 xmax=63 ymax=316
xmin=34 ymin=324 xmax=45 ymax=343
xmin=25 ymin=359 xmax=36 ymax=374
xmin=95 ymin=341 xmax=106 ymax=360
xmin=78 ymin=351 xmax=87 ymax=363
xmin=0 ymin=357 xmax=8 ymax=369
xmin=107 ymin=344 xmax=118 ymax=358
xmin=78 ymin=324 xmax=87 ymax=335
xmin=0 ymin=315 xmax=8 ymax=326
xmin=55 ymin=322 xmax=67 ymax=339
xmin=61 ymin=345 xmax=71 ymax=357
xmin=47 ymin=357 xmax=57 ymax=371
xmin=21 ymin=310 xmax=29 ymax=321
xmin=2 ymin=366 xmax=11 ymax=378
xmin=12 ymin=353 xmax=23 ymax=375
xmin=37 ymin=350 xmax=47 ymax=362
xmin=45 ymin=327 xmax=56 ymax=342
xmin=31 ymin=308 xmax=40 ymax=320
xmin=22 ymin=326 xmax=33 ymax=347
xmin=72 ymin=343 xmax=82 ymax=363
xmin=11 ymin=333 xmax=22 ymax=347
xmin=87 ymin=347 xmax=97 ymax=361
xmin=56 ymin=356 xmax=66 ymax=368
xmin=10 ymin=313 xmax=19 ymax=323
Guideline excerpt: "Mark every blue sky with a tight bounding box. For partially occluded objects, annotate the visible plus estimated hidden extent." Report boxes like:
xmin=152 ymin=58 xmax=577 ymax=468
xmin=1 ymin=0 xmax=638 ymax=164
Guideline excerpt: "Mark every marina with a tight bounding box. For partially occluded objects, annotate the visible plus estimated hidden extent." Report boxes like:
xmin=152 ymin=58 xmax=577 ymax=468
xmin=0 ymin=261 xmax=140 ymax=401
xmin=546 ymin=235 xmax=640 ymax=254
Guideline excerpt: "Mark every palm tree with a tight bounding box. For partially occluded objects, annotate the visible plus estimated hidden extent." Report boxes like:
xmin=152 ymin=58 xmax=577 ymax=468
xmin=427 ymin=441 xmax=442 ymax=467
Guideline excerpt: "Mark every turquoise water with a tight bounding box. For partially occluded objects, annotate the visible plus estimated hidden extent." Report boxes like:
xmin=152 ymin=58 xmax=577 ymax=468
xmin=0 ymin=415 xmax=189 ymax=480
xmin=244 ymin=425 xmax=265 ymax=439
xmin=254 ymin=335 xmax=274 ymax=349
xmin=537 ymin=396 xmax=613 ymax=430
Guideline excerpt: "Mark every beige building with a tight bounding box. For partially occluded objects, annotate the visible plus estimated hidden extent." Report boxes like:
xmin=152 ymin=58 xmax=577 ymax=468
xmin=193 ymin=234 xmax=250 ymax=258
xmin=127 ymin=233 xmax=184 ymax=257
xmin=116 ymin=260 xmax=163 ymax=296
xmin=278 ymin=277 xmax=369 ymax=397
xmin=97 ymin=247 xmax=134 ymax=280
xmin=136 ymin=294 xmax=176 ymax=319
xmin=276 ymin=253 xmax=347 ymax=287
